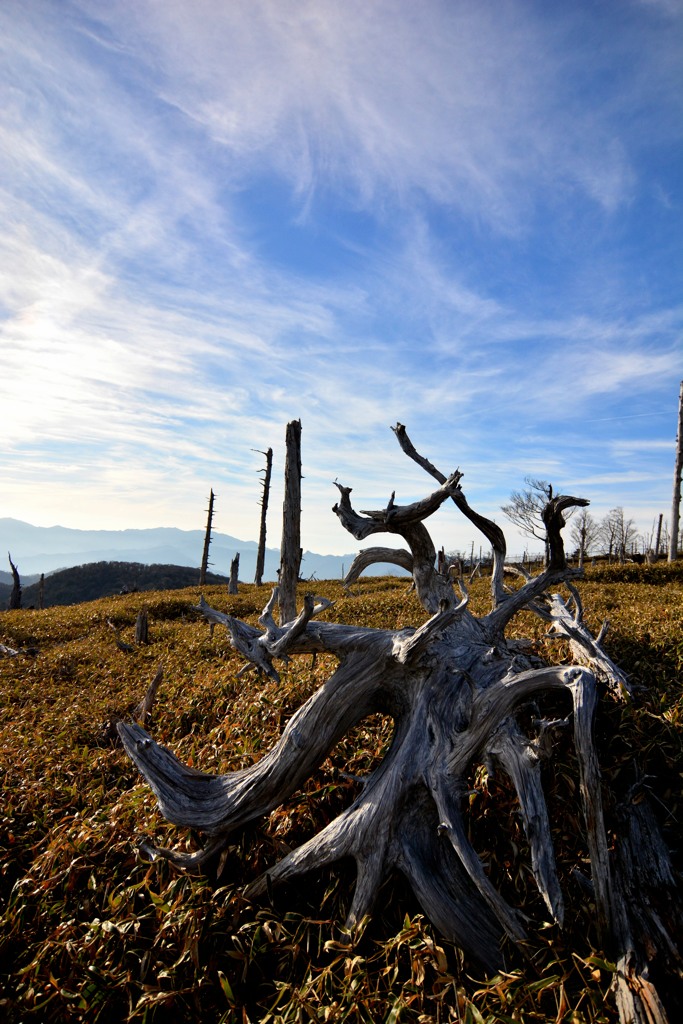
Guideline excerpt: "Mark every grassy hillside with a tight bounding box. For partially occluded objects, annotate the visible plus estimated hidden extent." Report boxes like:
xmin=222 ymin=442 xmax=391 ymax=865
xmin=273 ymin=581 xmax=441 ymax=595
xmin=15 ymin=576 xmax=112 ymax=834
xmin=1 ymin=568 xmax=681 ymax=1022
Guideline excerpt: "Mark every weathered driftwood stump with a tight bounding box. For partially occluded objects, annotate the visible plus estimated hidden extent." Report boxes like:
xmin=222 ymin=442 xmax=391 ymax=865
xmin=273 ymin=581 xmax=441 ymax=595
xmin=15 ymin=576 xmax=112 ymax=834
xmin=119 ymin=425 xmax=677 ymax=1021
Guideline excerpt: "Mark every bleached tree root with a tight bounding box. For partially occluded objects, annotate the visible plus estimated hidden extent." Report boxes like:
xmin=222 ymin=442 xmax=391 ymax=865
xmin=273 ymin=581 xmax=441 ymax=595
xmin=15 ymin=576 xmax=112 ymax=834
xmin=118 ymin=425 xmax=678 ymax=1019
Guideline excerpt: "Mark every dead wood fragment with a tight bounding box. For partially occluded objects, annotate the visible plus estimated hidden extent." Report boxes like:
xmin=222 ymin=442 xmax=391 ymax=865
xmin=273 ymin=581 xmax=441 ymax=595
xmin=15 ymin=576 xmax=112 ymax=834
xmin=135 ymin=608 xmax=149 ymax=645
xmin=228 ymin=553 xmax=239 ymax=595
xmin=106 ymin=618 xmax=134 ymax=653
xmin=134 ymin=664 xmax=164 ymax=722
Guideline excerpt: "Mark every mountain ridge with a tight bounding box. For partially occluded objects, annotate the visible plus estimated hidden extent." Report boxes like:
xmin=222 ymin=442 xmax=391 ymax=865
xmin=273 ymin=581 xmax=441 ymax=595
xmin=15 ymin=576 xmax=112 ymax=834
xmin=0 ymin=560 xmax=232 ymax=608
xmin=0 ymin=518 xmax=403 ymax=583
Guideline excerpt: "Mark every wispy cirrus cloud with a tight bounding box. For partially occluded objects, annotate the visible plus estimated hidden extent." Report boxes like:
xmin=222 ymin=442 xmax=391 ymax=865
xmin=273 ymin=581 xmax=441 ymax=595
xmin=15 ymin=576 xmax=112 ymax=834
xmin=75 ymin=0 xmax=657 ymax=227
xmin=0 ymin=0 xmax=680 ymax=557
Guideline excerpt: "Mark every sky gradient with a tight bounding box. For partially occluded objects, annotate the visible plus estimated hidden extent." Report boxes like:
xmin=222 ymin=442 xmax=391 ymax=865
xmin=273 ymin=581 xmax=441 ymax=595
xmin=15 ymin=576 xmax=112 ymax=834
xmin=2 ymin=0 xmax=682 ymax=559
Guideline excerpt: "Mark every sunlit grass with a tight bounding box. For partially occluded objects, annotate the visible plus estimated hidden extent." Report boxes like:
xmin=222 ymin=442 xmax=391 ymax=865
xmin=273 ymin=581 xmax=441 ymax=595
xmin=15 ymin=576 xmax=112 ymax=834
xmin=1 ymin=567 xmax=681 ymax=1021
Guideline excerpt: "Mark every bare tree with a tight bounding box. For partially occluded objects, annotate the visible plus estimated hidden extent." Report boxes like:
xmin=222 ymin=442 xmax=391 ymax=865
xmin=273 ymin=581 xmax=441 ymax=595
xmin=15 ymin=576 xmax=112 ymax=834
xmin=599 ymin=508 xmax=620 ymax=563
xmin=669 ymin=380 xmax=683 ymax=562
xmin=501 ymin=477 xmax=555 ymax=564
xmin=660 ymin=518 xmax=671 ymax=559
xmin=278 ymin=420 xmax=302 ymax=626
xmin=199 ymin=489 xmax=215 ymax=586
xmin=7 ymin=552 xmax=21 ymax=610
xmin=643 ymin=514 xmax=667 ymax=562
xmin=253 ymin=448 xmax=273 ymax=586
xmin=600 ymin=508 xmax=638 ymax=563
xmin=119 ymin=425 xmax=679 ymax=1021
xmin=627 ymin=526 xmax=641 ymax=559
xmin=570 ymin=508 xmax=600 ymax=568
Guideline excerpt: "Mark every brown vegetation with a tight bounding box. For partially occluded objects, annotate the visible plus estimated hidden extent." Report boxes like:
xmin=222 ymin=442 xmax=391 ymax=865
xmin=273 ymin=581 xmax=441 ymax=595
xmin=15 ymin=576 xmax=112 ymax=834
xmin=1 ymin=563 xmax=681 ymax=1022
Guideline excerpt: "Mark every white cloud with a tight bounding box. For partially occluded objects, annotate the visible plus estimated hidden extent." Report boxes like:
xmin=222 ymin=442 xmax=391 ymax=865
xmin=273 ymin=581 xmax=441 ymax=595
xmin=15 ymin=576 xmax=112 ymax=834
xmin=0 ymin=0 xmax=680 ymax=558
xmin=68 ymin=0 xmax=655 ymax=228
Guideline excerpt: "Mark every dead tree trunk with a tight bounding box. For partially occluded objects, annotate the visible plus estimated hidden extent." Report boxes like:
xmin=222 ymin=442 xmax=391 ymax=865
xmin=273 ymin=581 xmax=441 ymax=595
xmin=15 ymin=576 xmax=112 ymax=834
xmin=228 ymin=553 xmax=239 ymax=595
xmin=669 ymin=380 xmax=683 ymax=562
xmin=254 ymin=447 xmax=273 ymax=586
xmin=199 ymin=489 xmax=215 ymax=586
xmin=119 ymin=425 xmax=678 ymax=1021
xmin=278 ymin=420 xmax=302 ymax=626
xmin=7 ymin=553 xmax=21 ymax=610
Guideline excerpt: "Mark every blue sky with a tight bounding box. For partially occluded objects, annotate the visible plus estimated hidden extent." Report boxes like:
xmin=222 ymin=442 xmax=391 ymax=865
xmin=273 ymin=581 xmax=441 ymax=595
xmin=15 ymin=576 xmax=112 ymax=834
xmin=1 ymin=0 xmax=681 ymax=559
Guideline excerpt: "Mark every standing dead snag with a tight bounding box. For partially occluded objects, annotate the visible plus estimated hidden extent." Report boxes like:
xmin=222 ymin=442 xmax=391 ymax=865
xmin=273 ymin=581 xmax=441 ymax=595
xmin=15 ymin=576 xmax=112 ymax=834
xmin=278 ymin=419 xmax=302 ymax=625
xmin=254 ymin=447 xmax=273 ymax=586
xmin=7 ymin=552 xmax=21 ymax=610
xmin=118 ymin=425 xmax=676 ymax=1018
xmin=228 ymin=553 xmax=239 ymax=595
xmin=135 ymin=608 xmax=149 ymax=645
xmin=199 ymin=489 xmax=215 ymax=586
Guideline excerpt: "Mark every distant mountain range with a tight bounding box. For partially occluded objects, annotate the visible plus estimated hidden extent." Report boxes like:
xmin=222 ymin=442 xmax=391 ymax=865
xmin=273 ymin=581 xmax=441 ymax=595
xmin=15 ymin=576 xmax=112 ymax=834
xmin=0 ymin=518 xmax=402 ymax=585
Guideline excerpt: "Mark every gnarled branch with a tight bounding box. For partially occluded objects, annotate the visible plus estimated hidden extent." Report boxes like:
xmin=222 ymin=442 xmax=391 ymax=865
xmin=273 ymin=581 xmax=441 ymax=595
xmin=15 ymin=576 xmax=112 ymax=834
xmin=117 ymin=427 xmax=672 ymax=1017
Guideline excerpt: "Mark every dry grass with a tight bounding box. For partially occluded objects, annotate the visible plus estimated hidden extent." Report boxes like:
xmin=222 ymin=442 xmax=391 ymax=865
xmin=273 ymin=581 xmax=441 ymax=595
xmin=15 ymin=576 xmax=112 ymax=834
xmin=1 ymin=567 xmax=681 ymax=1022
